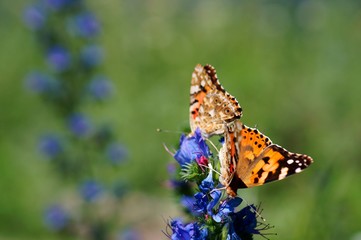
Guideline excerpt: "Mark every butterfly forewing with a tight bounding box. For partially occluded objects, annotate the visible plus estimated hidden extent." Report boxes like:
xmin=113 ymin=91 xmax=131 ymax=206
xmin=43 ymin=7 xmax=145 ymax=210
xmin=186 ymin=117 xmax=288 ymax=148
xmin=189 ymin=64 xmax=242 ymax=137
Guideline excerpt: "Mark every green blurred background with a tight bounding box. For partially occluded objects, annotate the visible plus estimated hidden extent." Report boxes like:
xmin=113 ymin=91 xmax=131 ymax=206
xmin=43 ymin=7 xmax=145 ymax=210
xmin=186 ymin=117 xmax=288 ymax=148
xmin=1 ymin=0 xmax=361 ymax=239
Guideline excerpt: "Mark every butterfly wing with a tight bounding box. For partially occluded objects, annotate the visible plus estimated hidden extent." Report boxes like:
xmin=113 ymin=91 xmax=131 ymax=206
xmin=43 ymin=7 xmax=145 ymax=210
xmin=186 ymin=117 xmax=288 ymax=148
xmin=244 ymin=144 xmax=313 ymax=187
xmin=189 ymin=64 xmax=242 ymax=137
xmin=222 ymin=121 xmax=313 ymax=196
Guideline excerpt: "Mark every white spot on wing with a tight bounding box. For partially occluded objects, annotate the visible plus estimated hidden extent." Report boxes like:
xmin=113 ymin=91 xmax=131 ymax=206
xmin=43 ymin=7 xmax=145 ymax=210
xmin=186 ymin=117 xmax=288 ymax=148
xmin=287 ymin=159 xmax=294 ymax=164
xmin=209 ymin=109 xmax=215 ymax=117
xmin=295 ymin=168 xmax=302 ymax=173
xmin=278 ymin=167 xmax=289 ymax=180
xmin=190 ymin=85 xmax=200 ymax=94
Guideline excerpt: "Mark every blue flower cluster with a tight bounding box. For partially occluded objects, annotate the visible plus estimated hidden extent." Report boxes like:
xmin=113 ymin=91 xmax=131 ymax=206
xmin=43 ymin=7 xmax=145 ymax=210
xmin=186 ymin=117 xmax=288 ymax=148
xmin=24 ymin=0 xmax=133 ymax=238
xmin=167 ymin=129 xmax=271 ymax=240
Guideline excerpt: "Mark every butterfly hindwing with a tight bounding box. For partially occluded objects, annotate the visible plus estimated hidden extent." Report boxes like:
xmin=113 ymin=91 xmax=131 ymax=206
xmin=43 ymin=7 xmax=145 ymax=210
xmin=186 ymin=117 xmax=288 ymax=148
xmin=189 ymin=64 xmax=242 ymax=137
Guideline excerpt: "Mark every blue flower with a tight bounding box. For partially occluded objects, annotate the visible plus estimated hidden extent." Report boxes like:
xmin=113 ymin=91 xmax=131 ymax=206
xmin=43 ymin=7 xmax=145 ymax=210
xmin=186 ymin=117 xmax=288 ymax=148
xmin=68 ymin=113 xmax=92 ymax=137
xmin=167 ymin=163 xmax=177 ymax=175
xmin=47 ymin=46 xmax=71 ymax=72
xmin=174 ymin=128 xmax=210 ymax=167
xmin=180 ymin=196 xmax=199 ymax=216
xmin=106 ymin=142 xmax=128 ymax=164
xmin=193 ymin=192 xmax=209 ymax=215
xmin=199 ymin=170 xmax=214 ymax=193
xmin=227 ymin=204 xmax=266 ymax=239
xmin=69 ymin=12 xmax=100 ymax=38
xmin=44 ymin=204 xmax=69 ymax=230
xmin=80 ymin=180 xmax=103 ymax=202
xmin=207 ymin=189 xmax=222 ymax=217
xmin=213 ymin=197 xmax=242 ymax=223
xmin=23 ymin=4 xmax=46 ymax=30
xmin=81 ymin=44 xmax=103 ymax=67
xmin=88 ymin=75 xmax=113 ymax=100
xmin=39 ymin=134 xmax=63 ymax=158
xmin=169 ymin=219 xmax=207 ymax=240
xmin=24 ymin=71 xmax=54 ymax=93
xmin=192 ymin=171 xmax=222 ymax=217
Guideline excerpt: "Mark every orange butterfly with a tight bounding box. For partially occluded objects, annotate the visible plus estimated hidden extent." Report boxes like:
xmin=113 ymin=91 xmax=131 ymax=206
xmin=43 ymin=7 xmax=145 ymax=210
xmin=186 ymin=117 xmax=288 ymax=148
xmin=219 ymin=120 xmax=313 ymax=197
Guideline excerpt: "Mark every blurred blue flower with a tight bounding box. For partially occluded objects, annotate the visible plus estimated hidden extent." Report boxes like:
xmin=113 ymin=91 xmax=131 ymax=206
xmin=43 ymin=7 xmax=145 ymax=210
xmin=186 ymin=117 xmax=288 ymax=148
xmin=68 ymin=113 xmax=92 ymax=137
xmin=180 ymin=196 xmax=196 ymax=212
xmin=39 ymin=134 xmax=63 ymax=158
xmin=166 ymin=179 xmax=190 ymax=190
xmin=167 ymin=163 xmax=177 ymax=175
xmin=81 ymin=44 xmax=103 ymax=67
xmin=23 ymin=4 xmax=46 ymax=30
xmin=80 ymin=180 xmax=103 ymax=202
xmin=174 ymin=128 xmax=210 ymax=167
xmin=24 ymin=71 xmax=54 ymax=93
xmin=88 ymin=75 xmax=113 ymax=100
xmin=69 ymin=12 xmax=100 ymax=38
xmin=118 ymin=228 xmax=140 ymax=240
xmin=44 ymin=204 xmax=69 ymax=230
xmin=47 ymin=46 xmax=71 ymax=72
xmin=169 ymin=219 xmax=207 ymax=240
xmin=106 ymin=142 xmax=127 ymax=164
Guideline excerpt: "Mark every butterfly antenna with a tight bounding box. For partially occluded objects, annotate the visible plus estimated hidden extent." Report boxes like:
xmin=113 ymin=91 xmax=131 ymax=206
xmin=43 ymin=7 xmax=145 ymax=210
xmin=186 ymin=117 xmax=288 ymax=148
xmin=243 ymin=198 xmax=266 ymax=222
xmin=163 ymin=143 xmax=175 ymax=156
xmin=202 ymin=163 xmax=222 ymax=177
xmin=156 ymin=128 xmax=184 ymax=134
xmin=206 ymin=138 xmax=220 ymax=153
xmin=210 ymin=186 xmax=227 ymax=194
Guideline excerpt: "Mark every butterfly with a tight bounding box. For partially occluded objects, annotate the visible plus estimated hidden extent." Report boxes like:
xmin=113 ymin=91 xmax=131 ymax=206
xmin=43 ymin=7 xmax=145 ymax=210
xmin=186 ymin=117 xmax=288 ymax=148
xmin=189 ymin=64 xmax=242 ymax=138
xmin=219 ymin=120 xmax=313 ymax=197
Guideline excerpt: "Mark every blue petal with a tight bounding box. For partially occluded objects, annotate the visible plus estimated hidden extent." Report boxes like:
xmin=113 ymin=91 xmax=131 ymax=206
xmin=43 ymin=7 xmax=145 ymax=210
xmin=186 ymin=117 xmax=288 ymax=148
xmin=193 ymin=192 xmax=208 ymax=214
xmin=174 ymin=130 xmax=210 ymax=167
xmin=199 ymin=170 xmax=214 ymax=193
xmin=207 ymin=190 xmax=221 ymax=218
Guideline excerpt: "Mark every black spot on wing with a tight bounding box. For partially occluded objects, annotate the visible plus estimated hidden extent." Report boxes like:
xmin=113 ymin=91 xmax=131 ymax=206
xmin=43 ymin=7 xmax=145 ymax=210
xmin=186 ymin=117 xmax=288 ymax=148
xmin=190 ymin=99 xmax=199 ymax=106
xmin=262 ymin=156 xmax=270 ymax=163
